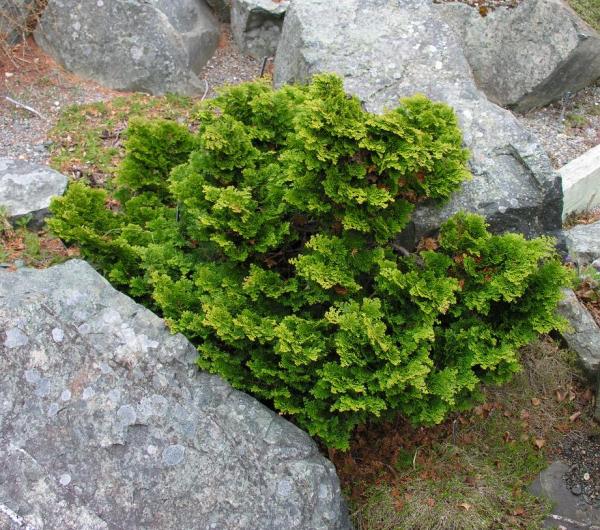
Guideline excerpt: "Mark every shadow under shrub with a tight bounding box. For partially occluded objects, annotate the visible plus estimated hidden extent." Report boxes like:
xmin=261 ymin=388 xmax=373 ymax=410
xmin=49 ymin=74 xmax=571 ymax=449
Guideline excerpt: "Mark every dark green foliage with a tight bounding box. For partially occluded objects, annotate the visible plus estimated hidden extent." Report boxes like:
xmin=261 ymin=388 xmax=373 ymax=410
xmin=49 ymin=74 xmax=571 ymax=449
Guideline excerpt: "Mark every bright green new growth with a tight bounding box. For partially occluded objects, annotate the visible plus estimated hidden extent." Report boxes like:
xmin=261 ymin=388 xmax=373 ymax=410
xmin=49 ymin=74 xmax=571 ymax=449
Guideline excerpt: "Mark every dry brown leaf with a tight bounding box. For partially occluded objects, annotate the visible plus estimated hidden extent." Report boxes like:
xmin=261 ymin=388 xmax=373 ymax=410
xmin=582 ymin=388 xmax=594 ymax=403
xmin=333 ymin=285 xmax=349 ymax=296
xmin=419 ymin=237 xmax=439 ymax=251
xmin=569 ymin=411 xmax=582 ymax=422
xmin=531 ymin=397 xmax=541 ymax=406
xmin=533 ymin=438 xmax=546 ymax=450
xmin=458 ymin=502 xmax=472 ymax=511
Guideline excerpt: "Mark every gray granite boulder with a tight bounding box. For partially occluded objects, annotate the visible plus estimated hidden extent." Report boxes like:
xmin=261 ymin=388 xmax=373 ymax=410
xmin=274 ymin=0 xmax=562 ymax=244
xmin=0 ymin=260 xmax=350 ymax=530
xmin=557 ymin=288 xmax=600 ymax=377
xmin=565 ymin=220 xmax=600 ymax=267
xmin=34 ymin=0 xmax=220 ymax=95
xmin=206 ymin=0 xmax=231 ymax=22
xmin=0 ymin=158 xmax=67 ymax=228
xmin=438 ymin=0 xmax=600 ymax=112
xmin=0 ymin=0 xmax=37 ymax=44
xmin=232 ymin=0 xmax=288 ymax=59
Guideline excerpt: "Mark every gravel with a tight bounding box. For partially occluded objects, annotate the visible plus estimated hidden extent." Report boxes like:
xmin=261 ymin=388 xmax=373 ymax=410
xmin=517 ymin=82 xmax=600 ymax=169
xmin=561 ymin=431 xmax=600 ymax=508
xmin=199 ymin=27 xmax=259 ymax=99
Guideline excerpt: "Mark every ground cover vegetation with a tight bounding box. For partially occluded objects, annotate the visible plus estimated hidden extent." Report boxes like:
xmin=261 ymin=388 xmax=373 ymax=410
xmin=48 ymin=74 xmax=572 ymax=451
xmin=0 ymin=207 xmax=74 ymax=268
xmin=341 ymin=337 xmax=599 ymax=529
xmin=568 ymin=0 xmax=600 ymax=32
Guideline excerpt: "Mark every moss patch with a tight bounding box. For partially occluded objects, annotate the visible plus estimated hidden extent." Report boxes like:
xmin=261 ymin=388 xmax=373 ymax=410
xmin=0 ymin=209 xmax=77 ymax=269
xmin=48 ymin=93 xmax=198 ymax=187
xmin=568 ymin=0 xmax=600 ymax=32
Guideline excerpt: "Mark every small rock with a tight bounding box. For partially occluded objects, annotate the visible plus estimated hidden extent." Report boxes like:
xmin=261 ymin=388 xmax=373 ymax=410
xmin=0 ymin=158 xmax=67 ymax=228
xmin=565 ymin=219 xmax=600 ymax=267
xmin=556 ymin=289 xmax=600 ymax=376
xmin=231 ymin=0 xmax=289 ymax=59
xmin=572 ymin=483 xmax=582 ymax=495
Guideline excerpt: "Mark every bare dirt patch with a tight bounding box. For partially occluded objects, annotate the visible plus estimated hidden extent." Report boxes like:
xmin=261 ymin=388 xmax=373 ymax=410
xmin=1 ymin=28 xmax=259 ymax=164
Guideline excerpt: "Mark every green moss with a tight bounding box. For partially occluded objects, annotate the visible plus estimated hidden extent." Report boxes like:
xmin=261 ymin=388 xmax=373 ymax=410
xmin=49 ymin=93 xmax=198 ymax=184
xmin=568 ymin=0 xmax=600 ymax=32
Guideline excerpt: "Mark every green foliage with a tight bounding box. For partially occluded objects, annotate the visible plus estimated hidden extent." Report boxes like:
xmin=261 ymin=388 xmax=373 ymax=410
xmin=49 ymin=74 xmax=571 ymax=449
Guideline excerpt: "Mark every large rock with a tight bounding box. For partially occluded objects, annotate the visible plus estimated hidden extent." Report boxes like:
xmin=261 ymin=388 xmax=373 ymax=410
xmin=0 ymin=260 xmax=350 ymax=530
xmin=561 ymin=143 xmax=600 ymax=219
xmin=438 ymin=0 xmax=600 ymax=113
xmin=0 ymin=158 xmax=67 ymax=227
xmin=565 ymin=220 xmax=600 ymax=267
xmin=0 ymin=0 xmax=36 ymax=44
xmin=34 ymin=0 xmax=220 ymax=95
xmin=274 ymin=0 xmax=562 ymax=244
xmin=231 ymin=0 xmax=289 ymax=59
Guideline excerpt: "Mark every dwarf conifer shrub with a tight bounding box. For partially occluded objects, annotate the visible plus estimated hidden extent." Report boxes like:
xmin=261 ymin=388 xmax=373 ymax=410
xmin=49 ymin=74 xmax=571 ymax=449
